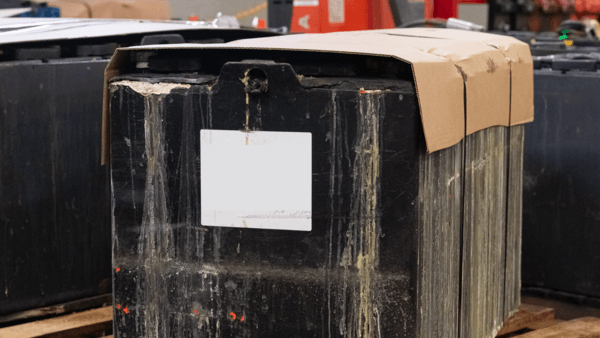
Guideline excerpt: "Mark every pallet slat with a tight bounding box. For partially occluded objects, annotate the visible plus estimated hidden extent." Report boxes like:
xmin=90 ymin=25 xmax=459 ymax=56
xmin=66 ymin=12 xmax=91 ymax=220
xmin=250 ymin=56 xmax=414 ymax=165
xmin=498 ymin=303 xmax=555 ymax=335
xmin=0 ymin=306 xmax=112 ymax=338
xmin=0 ymin=293 xmax=112 ymax=325
xmin=516 ymin=317 xmax=600 ymax=337
xmin=527 ymin=318 xmax=564 ymax=330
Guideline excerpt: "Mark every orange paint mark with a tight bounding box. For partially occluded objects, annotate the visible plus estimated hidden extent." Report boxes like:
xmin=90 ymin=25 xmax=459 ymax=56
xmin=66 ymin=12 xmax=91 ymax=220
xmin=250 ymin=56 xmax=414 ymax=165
xmin=194 ymin=310 xmax=198 ymax=314
xmin=115 ymin=266 xmax=120 ymax=272
xmin=241 ymin=315 xmax=245 ymax=322
xmin=117 ymin=304 xmax=121 ymax=309
xmin=359 ymin=90 xmax=366 ymax=94
xmin=230 ymin=312 xmax=236 ymax=320
xmin=123 ymin=307 xmax=129 ymax=314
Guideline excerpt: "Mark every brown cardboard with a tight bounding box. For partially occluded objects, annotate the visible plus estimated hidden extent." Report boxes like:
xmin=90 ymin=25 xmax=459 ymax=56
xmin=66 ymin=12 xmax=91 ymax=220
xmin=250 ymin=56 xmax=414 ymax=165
xmin=49 ymin=0 xmax=170 ymax=19
xmin=101 ymin=28 xmax=534 ymax=164
xmin=47 ymin=1 xmax=90 ymax=17
xmin=380 ymin=28 xmax=535 ymax=126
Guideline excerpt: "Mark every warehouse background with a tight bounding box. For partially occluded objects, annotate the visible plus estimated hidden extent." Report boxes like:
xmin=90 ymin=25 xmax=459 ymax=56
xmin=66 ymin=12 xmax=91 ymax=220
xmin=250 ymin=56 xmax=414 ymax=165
xmin=169 ymin=0 xmax=268 ymax=25
xmin=168 ymin=0 xmax=486 ymax=30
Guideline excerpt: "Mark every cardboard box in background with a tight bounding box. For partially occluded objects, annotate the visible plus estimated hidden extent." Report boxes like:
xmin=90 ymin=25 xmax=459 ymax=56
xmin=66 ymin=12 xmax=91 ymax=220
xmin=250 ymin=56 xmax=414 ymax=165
xmin=48 ymin=0 xmax=170 ymax=19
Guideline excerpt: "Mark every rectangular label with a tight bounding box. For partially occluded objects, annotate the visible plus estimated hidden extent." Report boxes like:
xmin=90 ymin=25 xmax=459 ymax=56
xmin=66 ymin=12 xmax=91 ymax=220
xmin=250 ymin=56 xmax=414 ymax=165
xmin=328 ymin=0 xmax=345 ymax=23
xmin=200 ymin=129 xmax=312 ymax=231
xmin=294 ymin=0 xmax=319 ymax=6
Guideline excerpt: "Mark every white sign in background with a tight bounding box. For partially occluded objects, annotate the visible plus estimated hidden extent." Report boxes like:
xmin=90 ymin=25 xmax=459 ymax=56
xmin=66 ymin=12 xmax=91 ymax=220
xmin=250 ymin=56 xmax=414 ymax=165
xmin=200 ymin=129 xmax=312 ymax=231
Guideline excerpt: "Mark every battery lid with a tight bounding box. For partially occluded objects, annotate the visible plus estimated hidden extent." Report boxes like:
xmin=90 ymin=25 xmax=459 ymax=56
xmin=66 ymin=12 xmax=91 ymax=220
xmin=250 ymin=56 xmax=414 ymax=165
xmin=102 ymin=28 xmax=534 ymax=162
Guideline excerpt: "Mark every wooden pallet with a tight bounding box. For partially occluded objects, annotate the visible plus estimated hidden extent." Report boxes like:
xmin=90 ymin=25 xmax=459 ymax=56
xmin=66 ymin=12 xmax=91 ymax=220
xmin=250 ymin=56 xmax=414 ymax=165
xmin=0 ymin=306 xmax=112 ymax=338
xmin=498 ymin=303 xmax=600 ymax=337
xmin=1 ymin=302 xmax=599 ymax=337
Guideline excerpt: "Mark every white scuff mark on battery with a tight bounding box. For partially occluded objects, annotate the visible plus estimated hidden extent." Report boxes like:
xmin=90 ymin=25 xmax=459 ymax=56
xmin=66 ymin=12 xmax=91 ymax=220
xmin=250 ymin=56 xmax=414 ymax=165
xmin=124 ymin=137 xmax=131 ymax=147
xmin=447 ymin=172 xmax=460 ymax=186
xmin=340 ymin=91 xmax=381 ymax=338
xmin=359 ymin=89 xmax=383 ymax=94
xmin=192 ymin=302 xmax=211 ymax=329
xmin=471 ymin=157 xmax=487 ymax=171
xmin=375 ymin=306 xmax=382 ymax=338
xmin=111 ymin=80 xmax=190 ymax=96
xmin=328 ymin=90 xmax=338 ymax=338
xmin=137 ymin=94 xmax=173 ymax=338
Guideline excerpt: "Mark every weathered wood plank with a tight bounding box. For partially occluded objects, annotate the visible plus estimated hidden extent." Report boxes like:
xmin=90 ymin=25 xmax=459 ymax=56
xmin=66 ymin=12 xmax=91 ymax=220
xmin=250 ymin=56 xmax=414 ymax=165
xmin=418 ymin=139 xmax=463 ymax=337
xmin=505 ymin=124 xmax=525 ymax=320
xmin=497 ymin=303 xmax=555 ymax=335
xmin=0 ymin=293 xmax=112 ymax=325
xmin=516 ymin=317 xmax=600 ymax=337
xmin=528 ymin=318 xmax=564 ymax=330
xmin=0 ymin=306 xmax=113 ymax=338
xmin=460 ymin=126 xmax=509 ymax=338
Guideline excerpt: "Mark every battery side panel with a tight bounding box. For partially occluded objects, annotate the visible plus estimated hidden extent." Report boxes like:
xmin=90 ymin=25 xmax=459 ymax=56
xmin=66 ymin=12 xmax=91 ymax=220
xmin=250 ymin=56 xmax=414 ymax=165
xmin=110 ymin=63 xmax=423 ymax=337
xmin=522 ymin=70 xmax=600 ymax=299
xmin=0 ymin=60 xmax=112 ymax=315
xmin=417 ymin=140 xmax=463 ymax=337
xmin=505 ymin=124 xmax=525 ymax=318
xmin=460 ymin=126 xmax=510 ymax=338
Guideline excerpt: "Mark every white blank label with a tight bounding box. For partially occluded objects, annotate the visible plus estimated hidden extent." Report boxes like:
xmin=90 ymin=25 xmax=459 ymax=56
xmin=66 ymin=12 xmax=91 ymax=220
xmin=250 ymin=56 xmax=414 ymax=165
xmin=200 ymin=129 xmax=312 ymax=231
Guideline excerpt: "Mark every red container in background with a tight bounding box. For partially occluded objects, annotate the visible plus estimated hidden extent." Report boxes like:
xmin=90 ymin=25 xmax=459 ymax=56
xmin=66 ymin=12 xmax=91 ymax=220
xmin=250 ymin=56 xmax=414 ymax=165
xmin=290 ymin=0 xmax=396 ymax=33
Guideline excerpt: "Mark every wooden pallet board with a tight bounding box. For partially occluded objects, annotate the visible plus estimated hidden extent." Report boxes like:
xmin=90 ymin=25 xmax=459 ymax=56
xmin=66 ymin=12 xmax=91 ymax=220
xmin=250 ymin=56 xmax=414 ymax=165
xmin=0 ymin=306 xmax=112 ymax=338
xmin=516 ymin=317 xmax=600 ymax=337
xmin=1 ymin=302 xmax=598 ymax=337
xmin=498 ymin=303 xmax=600 ymax=338
xmin=498 ymin=303 xmax=556 ymax=335
xmin=0 ymin=293 xmax=112 ymax=325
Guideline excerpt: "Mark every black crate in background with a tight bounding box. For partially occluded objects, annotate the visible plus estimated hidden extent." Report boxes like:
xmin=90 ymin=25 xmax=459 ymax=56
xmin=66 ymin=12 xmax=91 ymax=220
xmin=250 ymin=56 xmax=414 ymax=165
xmin=0 ymin=56 xmax=111 ymax=317
xmin=0 ymin=23 xmax=277 ymax=319
xmin=490 ymin=30 xmax=600 ymax=56
xmin=522 ymin=55 xmax=600 ymax=301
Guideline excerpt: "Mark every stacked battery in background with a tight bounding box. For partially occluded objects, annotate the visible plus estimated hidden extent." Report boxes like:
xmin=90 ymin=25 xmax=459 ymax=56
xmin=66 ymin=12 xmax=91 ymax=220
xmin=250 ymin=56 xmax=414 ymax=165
xmin=0 ymin=18 xmax=276 ymax=322
xmin=493 ymin=25 xmax=600 ymax=307
xmin=491 ymin=30 xmax=600 ymax=55
xmin=106 ymin=30 xmax=533 ymax=337
xmin=521 ymin=50 xmax=600 ymax=306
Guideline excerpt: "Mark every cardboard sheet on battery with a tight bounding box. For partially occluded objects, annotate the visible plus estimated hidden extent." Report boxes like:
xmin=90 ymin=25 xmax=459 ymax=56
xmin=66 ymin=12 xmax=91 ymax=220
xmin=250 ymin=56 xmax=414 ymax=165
xmin=381 ymin=28 xmax=535 ymax=126
xmin=101 ymin=28 xmax=534 ymax=163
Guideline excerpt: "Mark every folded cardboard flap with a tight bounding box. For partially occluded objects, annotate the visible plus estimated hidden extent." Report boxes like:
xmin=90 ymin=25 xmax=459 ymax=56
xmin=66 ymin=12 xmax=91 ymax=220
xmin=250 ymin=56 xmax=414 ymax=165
xmin=101 ymin=28 xmax=534 ymax=164
xmin=381 ymin=28 xmax=535 ymax=127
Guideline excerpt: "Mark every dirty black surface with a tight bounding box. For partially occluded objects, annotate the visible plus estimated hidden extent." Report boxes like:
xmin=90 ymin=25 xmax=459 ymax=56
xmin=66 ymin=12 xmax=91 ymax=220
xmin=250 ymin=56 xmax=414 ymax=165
xmin=0 ymin=58 xmax=112 ymax=316
xmin=522 ymin=67 xmax=600 ymax=300
xmin=0 ymin=28 xmax=282 ymax=319
xmin=110 ymin=58 xmax=423 ymax=337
